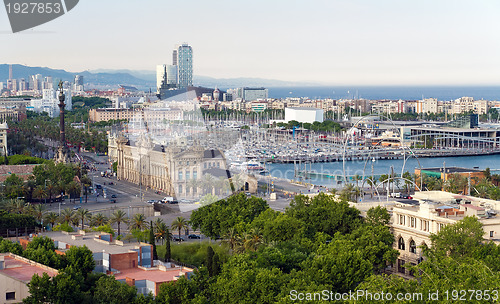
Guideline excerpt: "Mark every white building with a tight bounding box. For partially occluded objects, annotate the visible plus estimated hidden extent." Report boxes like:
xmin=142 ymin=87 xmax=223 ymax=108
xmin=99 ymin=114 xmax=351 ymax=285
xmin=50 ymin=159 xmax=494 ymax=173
xmin=29 ymin=88 xmax=72 ymax=117
xmin=0 ymin=122 xmax=7 ymax=155
xmin=284 ymin=107 xmax=324 ymax=123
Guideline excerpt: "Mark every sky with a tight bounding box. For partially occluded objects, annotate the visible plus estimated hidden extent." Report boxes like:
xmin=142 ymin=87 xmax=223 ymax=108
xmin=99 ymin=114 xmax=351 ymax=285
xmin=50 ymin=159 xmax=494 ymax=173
xmin=1 ymin=0 xmax=500 ymax=85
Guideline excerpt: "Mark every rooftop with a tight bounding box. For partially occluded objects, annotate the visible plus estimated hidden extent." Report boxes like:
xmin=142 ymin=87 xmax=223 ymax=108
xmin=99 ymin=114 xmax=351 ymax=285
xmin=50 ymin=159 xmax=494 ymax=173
xmin=114 ymin=264 xmax=193 ymax=283
xmin=0 ymin=253 xmax=58 ymax=283
xmin=41 ymin=231 xmax=149 ymax=255
xmin=0 ymin=164 xmax=38 ymax=182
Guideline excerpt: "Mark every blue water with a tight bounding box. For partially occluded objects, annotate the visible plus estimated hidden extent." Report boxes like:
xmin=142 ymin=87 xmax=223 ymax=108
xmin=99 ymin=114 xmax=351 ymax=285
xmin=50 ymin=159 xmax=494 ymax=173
xmin=267 ymin=154 xmax=500 ymax=187
xmin=268 ymin=86 xmax=500 ymax=101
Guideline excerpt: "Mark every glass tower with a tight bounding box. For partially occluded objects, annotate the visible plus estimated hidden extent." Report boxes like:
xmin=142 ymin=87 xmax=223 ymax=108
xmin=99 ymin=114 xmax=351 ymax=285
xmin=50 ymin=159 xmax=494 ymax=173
xmin=176 ymin=44 xmax=193 ymax=89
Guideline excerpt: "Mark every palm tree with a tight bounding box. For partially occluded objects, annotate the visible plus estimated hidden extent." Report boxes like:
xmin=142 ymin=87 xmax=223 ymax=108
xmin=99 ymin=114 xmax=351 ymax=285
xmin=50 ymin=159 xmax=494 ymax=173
xmin=130 ymin=213 xmax=147 ymax=230
xmin=31 ymin=204 xmax=45 ymax=224
xmin=242 ymin=228 xmax=263 ymax=252
xmin=222 ymin=227 xmax=240 ymax=251
xmin=109 ymin=210 xmax=128 ymax=236
xmin=60 ymin=208 xmax=75 ymax=224
xmin=80 ymin=176 xmax=92 ymax=203
xmin=23 ymin=179 xmax=36 ymax=202
xmin=46 ymin=182 xmax=56 ymax=204
xmin=33 ymin=186 xmax=47 ymax=203
xmin=171 ymin=216 xmax=188 ymax=242
xmin=91 ymin=213 xmax=108 ymax=227
xmin=10 ymin=199 xmax=27 ymax=214
xmin=154 ymin=222 xmax=171 ymax=244
xmin=353 ymin=174 xmax=361 ymax=188
xmin=75 ymin=208 xmax=91 ymax=230
xmin=44 ymin=212 xmax=59 ymax=228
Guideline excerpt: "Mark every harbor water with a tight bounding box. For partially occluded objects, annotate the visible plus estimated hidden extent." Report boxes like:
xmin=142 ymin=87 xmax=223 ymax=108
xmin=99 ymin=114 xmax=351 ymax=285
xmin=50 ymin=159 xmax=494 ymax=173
xmin=266 ymin=154 xmax=500 ymax=188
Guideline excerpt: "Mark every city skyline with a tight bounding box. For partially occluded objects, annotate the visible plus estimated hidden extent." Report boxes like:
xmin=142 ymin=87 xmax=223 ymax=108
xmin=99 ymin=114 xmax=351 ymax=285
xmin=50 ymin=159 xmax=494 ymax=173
xmin=1 ymin=0 xmax=500 ymax=85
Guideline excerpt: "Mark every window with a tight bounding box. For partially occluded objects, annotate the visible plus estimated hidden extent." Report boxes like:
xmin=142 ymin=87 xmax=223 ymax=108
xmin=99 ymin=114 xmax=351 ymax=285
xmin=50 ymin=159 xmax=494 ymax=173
xmin=193 ymin=170 xmax=197 ymax=180
xmin=409 ymin=240 xmax=416 ymax=254
xmin=185 ymin=171 xmax=190 ymax=180
xmin=421 ymin=220 xmax=429 ymax=232
xmin=178 ymin=184 xmax=182 ymax=194
xmin=398 ymin=214 xmax=405 ymax=225
xmin=6 ymin=292 xmax=15 ymax=301
xmin=178 ymin=171 xmax=183 ymax=181
xmin=398 ymin=237 xmax=405 ymax=250
xmin=438 ymin=223 xmax=445 ymax=231
xmin=397 ymin=259 xmax=406 ymax=274
xmin=217 ymin=162 xmax=220 ymax=168
xmin=186 ymin=161 xmax=190 ymax=166
xmin=410 ymin=217 xmax=416 ymax=228
xmin=490 ymin=231 xmax=494 ymax=238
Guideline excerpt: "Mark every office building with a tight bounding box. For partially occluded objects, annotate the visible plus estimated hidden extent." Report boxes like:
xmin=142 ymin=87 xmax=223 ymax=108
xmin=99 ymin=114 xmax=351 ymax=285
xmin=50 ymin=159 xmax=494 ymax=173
xmin=74 ymin=75 xmax=84 ymax=92
xmin=176 ymin=44 xmax=193 ymax=89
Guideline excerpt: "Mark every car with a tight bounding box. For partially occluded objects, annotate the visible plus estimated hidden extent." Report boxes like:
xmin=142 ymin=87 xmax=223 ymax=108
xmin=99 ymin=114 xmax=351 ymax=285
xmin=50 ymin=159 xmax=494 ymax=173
xmin=108 ymin=182 xmax=114 ymax=185
xmin=147 ymin=200 xmax=156 ymax=204
xmin=188 ymin=234 xmax=201 ymax=239
xmin=172 ymin=236 xmax=185 ymax=242
xmin=73 ymin=206 xmax=81 ymax=210
xmin=111 ymin=194 xmax=117 ymax=198
xmin=109 ymin=199 xmax=117 ymax=204
xmin=401 ymin=195 xmax=413 ymax=199
xmin=179 ymin=199 xmax=191 ymax=204
xmin=95 ymin=184 xmax=102 ymax=189
xmin=168 ymin=200 xmax=179 ymax=204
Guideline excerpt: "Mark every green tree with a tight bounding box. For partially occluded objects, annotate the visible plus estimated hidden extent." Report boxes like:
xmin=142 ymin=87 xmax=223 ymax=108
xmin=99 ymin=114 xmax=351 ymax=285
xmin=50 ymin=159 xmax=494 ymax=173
xmin=92 ymin=275 xmax=138 ymax=304
xmin=171 ymin=216 xmax=188 ymax=242
xmin=366 ymin=206 xmax=390 ymax=226
xmin=429 ymin=216 xmax=484 ymax=259
xmin=109 ymin=210 xmax=128 ymax=236
xmin=130 ymin=213 xmax=147 ymax=230
xmin=65 ymin=245 xmax=95 ymax=275
xmin=60 ymin=208 xmax=75 ymax=224
xmin=149 ymin=221 xmax=158 ymax=261
xmin=75 ymin=208 xmax=90 ymax=230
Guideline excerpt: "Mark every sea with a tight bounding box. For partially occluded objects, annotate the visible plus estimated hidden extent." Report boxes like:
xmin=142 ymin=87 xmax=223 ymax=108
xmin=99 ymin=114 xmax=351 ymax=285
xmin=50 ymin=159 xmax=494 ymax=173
xmin=267 ymin=86 xmax=500 ymax=101
xmin=267 ymin=154 xmax=500 ymax=188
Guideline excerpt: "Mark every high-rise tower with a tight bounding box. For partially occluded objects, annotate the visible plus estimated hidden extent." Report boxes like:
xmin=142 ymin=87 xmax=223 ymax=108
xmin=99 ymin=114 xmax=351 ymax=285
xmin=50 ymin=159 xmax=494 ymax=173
xmin=175 ymin=44 xmax=193 ymax=89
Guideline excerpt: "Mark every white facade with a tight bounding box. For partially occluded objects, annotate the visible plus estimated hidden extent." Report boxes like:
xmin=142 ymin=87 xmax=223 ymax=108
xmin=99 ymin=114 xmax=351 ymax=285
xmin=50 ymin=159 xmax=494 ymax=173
xmin=284 ymin=107 xmax=324 ymax=123
xmin=29 ymin=88 xmax=72 ymax=117
xmin=156 ymin=65 xmax=166 ymax=91
xmin=0 ymin=122 xmax=7 ymax=156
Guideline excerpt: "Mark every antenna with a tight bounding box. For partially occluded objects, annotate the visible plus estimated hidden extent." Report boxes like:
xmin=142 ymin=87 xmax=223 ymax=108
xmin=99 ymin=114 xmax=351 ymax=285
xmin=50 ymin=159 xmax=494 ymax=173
xmin=9 ymin=64 xmax=12 ymax=80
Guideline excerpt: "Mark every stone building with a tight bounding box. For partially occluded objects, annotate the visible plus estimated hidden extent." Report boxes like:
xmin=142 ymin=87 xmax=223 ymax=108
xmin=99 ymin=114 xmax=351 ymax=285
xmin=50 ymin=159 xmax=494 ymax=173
xmin=391 ymin=191 xmax=500 ymax=277
xmin=108 ymin=134 xmax=228 ymax=198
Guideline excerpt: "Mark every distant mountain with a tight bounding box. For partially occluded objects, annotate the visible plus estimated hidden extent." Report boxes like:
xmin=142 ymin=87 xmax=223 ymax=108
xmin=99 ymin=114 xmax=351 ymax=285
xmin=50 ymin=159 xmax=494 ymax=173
xmin=0 ymin=64 xmax=322 ymax=91
xmin=0 ymin=64 xmax=156 ymax=89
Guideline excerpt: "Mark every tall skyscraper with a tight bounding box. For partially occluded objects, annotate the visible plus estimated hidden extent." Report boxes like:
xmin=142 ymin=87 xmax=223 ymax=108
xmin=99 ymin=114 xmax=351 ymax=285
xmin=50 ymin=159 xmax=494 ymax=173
xmin=172 ymin=50 xmax=177 ymax=66
xmin=175 ymin=44 xmax=193 ymax=89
